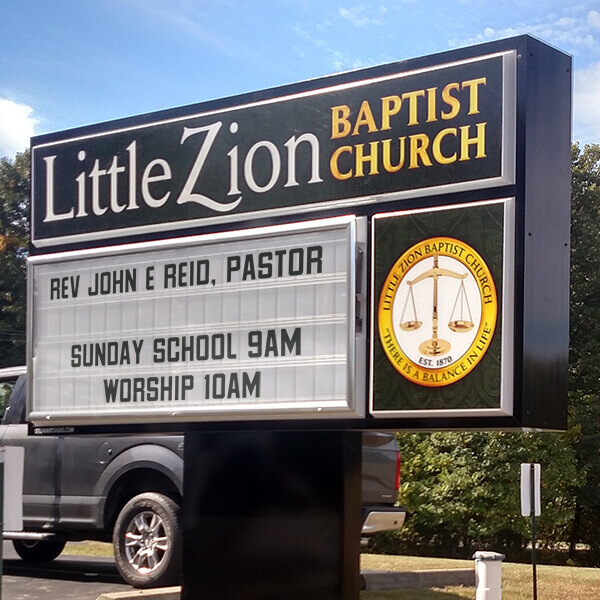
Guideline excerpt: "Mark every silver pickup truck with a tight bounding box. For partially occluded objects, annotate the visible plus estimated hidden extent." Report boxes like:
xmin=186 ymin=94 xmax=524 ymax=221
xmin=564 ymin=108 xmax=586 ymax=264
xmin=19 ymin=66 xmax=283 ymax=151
xmin=1 ymin=368 xmax=405 ymax=588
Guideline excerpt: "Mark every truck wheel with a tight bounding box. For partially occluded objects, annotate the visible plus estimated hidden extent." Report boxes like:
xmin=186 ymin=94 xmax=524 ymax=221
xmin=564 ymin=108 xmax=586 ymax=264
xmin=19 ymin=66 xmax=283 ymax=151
xmin=12 ymin=539 xmax=66 ymax=562
xmin=113 ymin=492 xmax=181 ymax=588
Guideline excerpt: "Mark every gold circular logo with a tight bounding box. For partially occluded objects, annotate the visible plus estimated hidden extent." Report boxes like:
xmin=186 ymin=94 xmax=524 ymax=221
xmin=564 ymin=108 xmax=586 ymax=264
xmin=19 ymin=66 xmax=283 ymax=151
xmin=378 ymin=237 xmax=497 ymax=387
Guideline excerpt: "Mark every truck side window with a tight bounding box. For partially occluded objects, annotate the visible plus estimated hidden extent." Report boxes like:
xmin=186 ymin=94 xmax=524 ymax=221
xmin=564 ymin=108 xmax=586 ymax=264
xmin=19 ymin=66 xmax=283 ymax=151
xmin=1 ymin=375 xmax=26 ymax=425
xmin=0 ymin=382 xmax=13 ymax=414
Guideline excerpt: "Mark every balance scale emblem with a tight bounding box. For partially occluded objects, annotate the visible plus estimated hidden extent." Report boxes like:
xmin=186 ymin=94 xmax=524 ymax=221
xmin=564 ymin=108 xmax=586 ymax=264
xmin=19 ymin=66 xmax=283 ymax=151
xmin=378 ymin=237 xmax=498 ymax=387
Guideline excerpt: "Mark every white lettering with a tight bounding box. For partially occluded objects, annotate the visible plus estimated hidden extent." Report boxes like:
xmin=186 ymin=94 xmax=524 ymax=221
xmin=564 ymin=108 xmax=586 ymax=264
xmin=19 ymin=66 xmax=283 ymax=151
xmin=89 ymin=159 xmax=107 ymax=216
xmin=141 ymin=158 xmax=171 ymax=208
xmin=177 ymin=122 xmax=242 ymax=212
xmin=43 ymin=155 xmax=74 ymax=222
xmin=284 ymin=133 xmax=323 ymax=187
xmin=107 ymin=155 xmax=127 ymax=213
xmin=126 ymin=141 xmax=139 ymax=210
xmin=244 ymin=141 xmax=281 ymax=193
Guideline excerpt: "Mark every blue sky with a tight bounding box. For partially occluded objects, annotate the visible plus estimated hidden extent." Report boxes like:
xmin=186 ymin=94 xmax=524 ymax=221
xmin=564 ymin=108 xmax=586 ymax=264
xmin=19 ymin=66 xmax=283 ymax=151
xmin=1 ymin=0 xmax=600 ymax=159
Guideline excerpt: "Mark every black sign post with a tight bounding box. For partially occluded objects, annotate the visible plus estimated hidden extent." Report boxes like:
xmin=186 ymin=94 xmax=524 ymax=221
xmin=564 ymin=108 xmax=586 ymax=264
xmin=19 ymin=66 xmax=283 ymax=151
xmin=182 ymin=431 xmax=362 ymax=600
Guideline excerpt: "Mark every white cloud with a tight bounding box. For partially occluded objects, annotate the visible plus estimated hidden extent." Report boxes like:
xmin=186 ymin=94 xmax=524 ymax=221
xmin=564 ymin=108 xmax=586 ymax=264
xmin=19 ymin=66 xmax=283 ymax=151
xmin=588 ymin=10 xmax=600 ymax=30
xmin=573 ymin=61 xmax=600 ymax=145
xmin=446 ymin=5 xmax=600 ymax=145
xmin=448 ymin=9 xmax=600 ymax=53
xmin=339 ymin=5 xmax=382 ymax=28
xmin=0 ymin=99 xmax=38 ymax=159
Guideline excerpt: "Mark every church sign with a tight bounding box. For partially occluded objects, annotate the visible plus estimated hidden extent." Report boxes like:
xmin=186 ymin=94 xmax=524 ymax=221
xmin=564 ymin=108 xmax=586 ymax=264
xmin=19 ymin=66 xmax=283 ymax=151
xmin=28 ymin=35 xmax=570 ymax=432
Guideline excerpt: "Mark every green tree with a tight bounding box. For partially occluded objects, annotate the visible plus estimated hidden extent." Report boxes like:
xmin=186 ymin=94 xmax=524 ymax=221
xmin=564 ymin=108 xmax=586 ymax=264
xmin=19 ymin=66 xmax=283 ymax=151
xmin=567 ymin=143 xmax=600 ymax=557
xmin=374 ymin=431 xmax=578 ymax=560
xmin=373 ymin=145 xmax=600 ymax=563
xmin=0 ymin=150 xmax=29 ymax=367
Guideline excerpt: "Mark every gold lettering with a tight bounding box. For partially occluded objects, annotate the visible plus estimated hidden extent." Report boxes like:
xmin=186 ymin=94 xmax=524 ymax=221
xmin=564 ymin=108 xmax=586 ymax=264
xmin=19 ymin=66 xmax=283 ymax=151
xmin=382 ymin=138 xmax=406 ymax=172
xmin=352 ymin=101 xmax=378 ymax=135
xmin=462 ymin=78 xmax=487 ymax=115
xmin=402 ymin=90 xmax=426 ymax=126
xmin=426 ymin=87 xmax=437 ymax=123
xmin=330 ymin=146 xmax=353 ymax=179
xmin=441 ymin=83 xmax=460 ymax=120
xmin=381 ymin=95 xmax=402 ymax=130
xmin=331 ymin=105 xmax=351 ymax=139
xmin=409 ymin=134 xmax=432 ymax=169
xmin=355 ymin=142 xmax=379 ymax=176
xmin=460 ymin=123 xmax=486 ymax=160
xmin=432 ymin=128 xmax=457 ymax=164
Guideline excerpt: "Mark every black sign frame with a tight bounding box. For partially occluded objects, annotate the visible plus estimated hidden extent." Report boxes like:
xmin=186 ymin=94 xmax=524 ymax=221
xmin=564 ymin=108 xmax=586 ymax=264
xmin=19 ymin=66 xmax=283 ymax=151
xmin=29 ymin=35 xmax=571 ymax=433
xmin=31 ymin=50 xmax=515 ymax=250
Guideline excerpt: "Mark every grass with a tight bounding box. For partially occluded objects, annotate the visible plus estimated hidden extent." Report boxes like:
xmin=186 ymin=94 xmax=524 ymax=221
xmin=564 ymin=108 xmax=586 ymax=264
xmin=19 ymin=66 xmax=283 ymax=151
xmin=362 ymin=591 xmax=472 ymax=600
xmin=362 ymin=554 xmax=473 ymax=571
xmin=61 ymin=544 xmax=600 ymax=599
xmin=361 ymin=554 xmax=600 ymax=600
xmin=64 ymin=541 xmax=114 ymax=557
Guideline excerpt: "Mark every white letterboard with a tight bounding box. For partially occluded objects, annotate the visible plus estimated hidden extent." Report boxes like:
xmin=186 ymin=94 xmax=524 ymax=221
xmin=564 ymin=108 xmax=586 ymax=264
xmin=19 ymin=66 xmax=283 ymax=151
xmin=28 ymin=216 xmax=365 ymax=425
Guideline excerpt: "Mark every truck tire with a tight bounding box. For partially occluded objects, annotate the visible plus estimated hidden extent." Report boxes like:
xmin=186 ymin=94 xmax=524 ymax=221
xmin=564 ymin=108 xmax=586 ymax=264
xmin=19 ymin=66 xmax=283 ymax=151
xmin=113 ymin=492 xmax=181 ymax=588
xmin=12 ymin=539 xmax=66 ymax=562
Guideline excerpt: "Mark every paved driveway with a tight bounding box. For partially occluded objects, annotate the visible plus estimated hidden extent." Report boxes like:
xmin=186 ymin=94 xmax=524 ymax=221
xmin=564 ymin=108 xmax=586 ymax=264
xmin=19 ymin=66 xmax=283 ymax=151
xmin=1 ymin=541 xmax=132 ymax=600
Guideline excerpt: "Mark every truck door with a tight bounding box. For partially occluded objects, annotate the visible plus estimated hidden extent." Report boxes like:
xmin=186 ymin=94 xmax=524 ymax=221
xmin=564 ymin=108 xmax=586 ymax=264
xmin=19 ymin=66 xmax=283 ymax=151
xmin=0 ymin=375 xmax=59 ymax=530
xmin=58 ymin=434 xmax=111 ymax=530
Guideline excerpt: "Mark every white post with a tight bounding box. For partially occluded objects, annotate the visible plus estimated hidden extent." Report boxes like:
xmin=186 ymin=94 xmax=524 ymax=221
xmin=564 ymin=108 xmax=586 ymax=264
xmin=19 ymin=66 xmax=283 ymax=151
xmin=473 ymin=551 xmax=505 ymax=600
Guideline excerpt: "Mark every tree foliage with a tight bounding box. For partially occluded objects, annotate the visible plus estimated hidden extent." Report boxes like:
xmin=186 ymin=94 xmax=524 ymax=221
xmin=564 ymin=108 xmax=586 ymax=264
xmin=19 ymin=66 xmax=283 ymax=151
xmin=566 ymin=143 xmax=600 ymax=557
xmin=372 ymin=144 xmax=600 ymax=564
xmin=0 ymin=151 xmax=29 ymax=367
xmin=570 ymin=144 xmax=600 ymax=391
xmin=372 ymin=431 xmax=578 ymax=560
